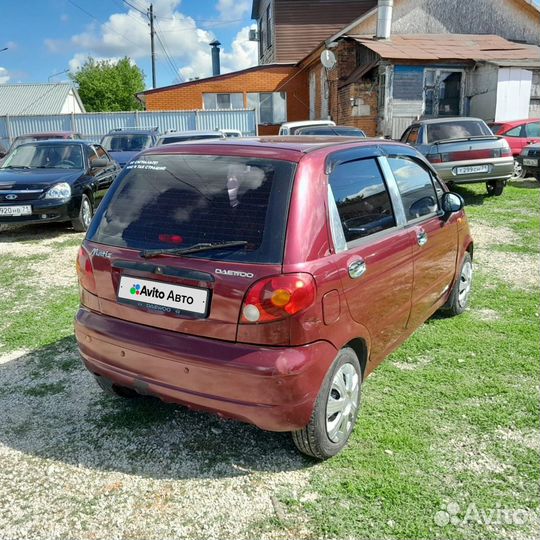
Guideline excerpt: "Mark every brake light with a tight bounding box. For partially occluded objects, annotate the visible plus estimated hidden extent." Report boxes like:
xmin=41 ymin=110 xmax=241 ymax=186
xmin=240 ymin=273 xmax=316 ymax=324
xmin=76 ymin=246 xmax=97 ymax=294
xmin=427 ymin=153 xmax=443 ymax=163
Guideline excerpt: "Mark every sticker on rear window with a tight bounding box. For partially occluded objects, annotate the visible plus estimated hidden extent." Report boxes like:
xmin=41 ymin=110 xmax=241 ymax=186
xmin=125 ymin=159 xmax=166 ymax=171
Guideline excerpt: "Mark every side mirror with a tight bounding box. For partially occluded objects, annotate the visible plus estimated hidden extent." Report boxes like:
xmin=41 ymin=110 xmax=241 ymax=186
xmin=442 ymin=192 xmax=464 ymax=216
xmin=91 ymin=158 xmax=108 ymax=169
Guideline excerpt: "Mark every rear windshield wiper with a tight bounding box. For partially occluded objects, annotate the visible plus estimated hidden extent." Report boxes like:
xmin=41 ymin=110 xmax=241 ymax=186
xmin=141 ymin=241 xmax=248 ymax=259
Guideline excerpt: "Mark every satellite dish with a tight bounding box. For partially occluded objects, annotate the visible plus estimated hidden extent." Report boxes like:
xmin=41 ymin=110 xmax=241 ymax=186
xmin=320 ymin=49 xmax=336 ymax=69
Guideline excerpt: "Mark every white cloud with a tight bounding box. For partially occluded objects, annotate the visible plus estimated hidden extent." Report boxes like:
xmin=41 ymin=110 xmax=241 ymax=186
xmin=0 ymin=67 xmax=10 ymax=84
xmin=64 ymin=3 xmax=257 ymax=84
xmin=68 ymin=53 xmax=125 ymax=72
xmin=216 ymin=0 xmax=251 ymax=20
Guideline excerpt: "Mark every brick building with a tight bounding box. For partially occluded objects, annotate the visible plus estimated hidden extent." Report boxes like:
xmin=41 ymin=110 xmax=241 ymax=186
xmin=140 ymin=0 xmax=540 ymax=136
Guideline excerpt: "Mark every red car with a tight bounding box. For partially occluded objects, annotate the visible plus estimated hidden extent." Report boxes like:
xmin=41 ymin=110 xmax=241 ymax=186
xmin=489 ymin=118 xmax=540 ymax=177
xmin=75 ymin=137 xmax=473 ymax=459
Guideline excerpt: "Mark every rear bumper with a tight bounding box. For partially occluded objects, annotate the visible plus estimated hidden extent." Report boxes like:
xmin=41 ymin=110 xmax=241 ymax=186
xmin=75 ymin=308 xmax=337 ymax=431
xmin=516 ymin=156 xmax=540 ymax=178
xmin=433 ymin=158 xmax=513 ymax=184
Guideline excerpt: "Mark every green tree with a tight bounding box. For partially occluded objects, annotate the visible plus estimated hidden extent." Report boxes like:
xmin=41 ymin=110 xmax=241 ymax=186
xmin=70 ymin=57 xmax=146 ymax=112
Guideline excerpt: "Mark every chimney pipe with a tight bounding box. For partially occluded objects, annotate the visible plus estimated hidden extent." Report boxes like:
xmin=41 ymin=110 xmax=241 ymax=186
xmin=210 ymin=40 xmax=221 ymax=76
xmin=376 ymin=0 xmax=393 ymax=40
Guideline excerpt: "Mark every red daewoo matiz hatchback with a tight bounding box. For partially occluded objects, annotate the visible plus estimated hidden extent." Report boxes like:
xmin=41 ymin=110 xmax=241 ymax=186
xmin=75 ymin=137 xmax=473 ymax=459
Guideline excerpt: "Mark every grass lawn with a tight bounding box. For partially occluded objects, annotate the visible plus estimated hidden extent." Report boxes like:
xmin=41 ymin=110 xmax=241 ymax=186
xmin=0 ymin=181 xmax=538 ymax=539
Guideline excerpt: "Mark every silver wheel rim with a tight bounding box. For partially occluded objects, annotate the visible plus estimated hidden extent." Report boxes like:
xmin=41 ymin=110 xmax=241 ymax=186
xmin=81 ymin=198 xmax=92 ymax=228
xmin=512 ymin=160 xmax=523 ymax=179
xmin=326 ymin=362 xmax=360 ymax=444
xmin=458 ymin=260 xmax=473 ymax=307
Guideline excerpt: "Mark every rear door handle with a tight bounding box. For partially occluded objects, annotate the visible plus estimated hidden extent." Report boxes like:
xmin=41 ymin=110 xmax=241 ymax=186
xmin=417 ymin=228 xmax=428 ymax=246
xmin=348 ymin=258 xmax=367 ymax=279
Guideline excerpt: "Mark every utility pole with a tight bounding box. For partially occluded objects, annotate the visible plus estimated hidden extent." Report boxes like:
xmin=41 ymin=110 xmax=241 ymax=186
xmin=148 ymin=4 xmax=156 ymax=88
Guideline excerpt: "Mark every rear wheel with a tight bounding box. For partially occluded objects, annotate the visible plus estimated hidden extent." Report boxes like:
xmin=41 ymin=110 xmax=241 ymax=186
xmin=441 ymin=252 xmax=473 ymax=316
xmin=486 ymin=179 xmax=504 ymax=196
xmin=93 ymin=374 xmax=139 ymax=399
xmin=291 ymin=348 xmax=362 ymax=459
xmin=72 ymin=193 xmax=93 ymax=232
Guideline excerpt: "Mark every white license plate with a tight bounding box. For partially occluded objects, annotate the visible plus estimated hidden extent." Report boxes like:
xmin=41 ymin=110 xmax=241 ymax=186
xmin=118 ymin=276 xmax=209 ymax=316
xmin=523 ymin=158 xmax=538 ymax=166
xmin=455 ymin=165 xmax=490 ymax=175
xmin=0 ymin=205 xmax=32 ymax=216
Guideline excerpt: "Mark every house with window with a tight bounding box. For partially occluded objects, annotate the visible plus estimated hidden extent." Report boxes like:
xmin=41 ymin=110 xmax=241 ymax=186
xmin=140 ymin=0 xmax=540 ymax=136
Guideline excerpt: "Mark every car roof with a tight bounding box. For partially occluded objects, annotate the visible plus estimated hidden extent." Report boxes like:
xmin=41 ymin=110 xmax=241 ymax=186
xmin=16 ymin=139 xmax=92 ymax=147
xmin=280 ymin=120 xmax=336 ymax=128
xmin=15 ymin=131 xmax=78 ymax=138
xmin=142 ymin=136 xmax=410 ymax=162
xmin=160 ymin=130 xmax=223 ymax=138
xmin=489 ymin=118 xmax=540 ymax=127
xmin=413 ymin=117 xmax=486 ymax=125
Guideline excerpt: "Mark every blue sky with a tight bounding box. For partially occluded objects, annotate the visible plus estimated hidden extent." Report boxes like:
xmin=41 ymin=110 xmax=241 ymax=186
xmin=0 ymin=0 xmax=256 ymax=89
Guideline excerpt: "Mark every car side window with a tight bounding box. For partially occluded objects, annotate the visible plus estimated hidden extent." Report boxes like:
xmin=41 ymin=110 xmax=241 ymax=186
xmin=406 ymin=126 xmax=420 ymax=144
xmin=525 ymin=122 xmax=540 ymax=138
xmin=505 ymin=126 xmax=524 ymax=137
xmin=328 ymin=158 xmax=396 ymax=243
xmin=88 ymin=146 xmax=100 ymax=165
xmin=387 ymin=156 xmax=439 ymax=221
xmin=94 ymin=144 xmax=111 ymax=161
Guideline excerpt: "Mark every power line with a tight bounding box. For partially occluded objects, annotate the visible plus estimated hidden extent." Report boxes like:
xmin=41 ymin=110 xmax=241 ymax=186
xmin=120 ymin=0 xmax=147 ymax=16
xmin=154 ymin=22 xmax=184 ymax=82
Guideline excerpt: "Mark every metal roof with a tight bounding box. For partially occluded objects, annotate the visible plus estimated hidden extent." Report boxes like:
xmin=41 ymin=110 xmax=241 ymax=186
xmin=0 ymin=83 xmax=85 ymax=116
xmin=348 ymin=34 xmax=540 ymax=64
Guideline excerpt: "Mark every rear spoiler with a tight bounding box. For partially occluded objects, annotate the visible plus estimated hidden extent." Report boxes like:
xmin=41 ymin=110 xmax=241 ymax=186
xmin=430 ymin=135 xmax=500 ymax=145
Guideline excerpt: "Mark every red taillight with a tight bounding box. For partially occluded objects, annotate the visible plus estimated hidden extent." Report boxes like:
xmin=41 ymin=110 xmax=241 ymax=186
xmin=76 ymin=246 xmax=96 ymax=294
xmin=240 ymin=273 xmax=316 ymax=324
xmin=427 ymin=153 xmax=443 ymax=163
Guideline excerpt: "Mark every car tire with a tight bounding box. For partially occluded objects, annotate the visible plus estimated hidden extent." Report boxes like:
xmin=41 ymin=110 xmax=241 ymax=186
xmin=93 ymin=374 xmax=140 ymax=399
xmin=291 ymin=347 xmax=362 ymax=460
xmin=71 ymin=193 xmax=93 ymax=232
xmin=441 ymin=252 xmax=473 ymax=317
xmin=486 ymin=180 xmax=504 ymax=196
xmin=511 ymin=159 xmax=525 ymax=180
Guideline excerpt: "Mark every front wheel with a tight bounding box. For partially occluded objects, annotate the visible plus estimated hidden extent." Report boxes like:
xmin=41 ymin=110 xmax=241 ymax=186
xmin=486 ymin=179 xmax=504 ymax=196
xmin=441 ymin=252 xmax=473 ymax=316
xmin=511 ymin=159 xmax=525 ymax=180
xmin=71 ymin=193 xmax=93 ymax=232
xmin=291 ymin=348 xmax=362 ymax=459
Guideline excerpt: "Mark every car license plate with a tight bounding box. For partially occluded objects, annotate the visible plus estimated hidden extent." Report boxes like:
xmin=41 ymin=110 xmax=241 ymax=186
xmin=118 ymin=276 xmax=209 ymax=316
xmin=0 ymin=205 xmax=32 ymax=216
xmin=523 ymin=158 xmax=538 ymax=167
xmin=455 ymin=165 xmax=490 ymax=175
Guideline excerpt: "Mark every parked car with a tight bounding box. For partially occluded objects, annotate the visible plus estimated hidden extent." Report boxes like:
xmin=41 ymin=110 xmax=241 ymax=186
xmin=294 ymin=125 xmax=366 ymax=137
xmin=0 ymin=140 xmax=120 ymax=232
xmin=401 ymin=117 xmax=513 ymax=196
xmin=488 ymin=118 xmax=540 ymax=178
xmin=155 ymin=130 xmax=225 ymax=146
xmin=220 ymin=129 xmax=243 ymax=138
xmin=100 ymin=127 xmax=159 ymax=167
xmin=516 ymin=142 xmax=540 ymax=180
xmin=9 ymin=131 xmax=82 ymax=152
xmin=75 ymin=137 xmax=473 ymax=459
xmin=0 ymin=142 xmax=7 ymax=159
xmin=279 ymin=120 xmax=336 ymax=135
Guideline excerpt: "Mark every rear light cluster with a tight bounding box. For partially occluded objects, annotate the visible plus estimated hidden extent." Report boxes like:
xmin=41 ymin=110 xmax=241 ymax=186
xmin=427 ymin=147 xmax=512 ymax=163
xmin=76 ymin=246 xmax=96 ymax=294
xmin=240 ymin=273 xmax=316 ymax=324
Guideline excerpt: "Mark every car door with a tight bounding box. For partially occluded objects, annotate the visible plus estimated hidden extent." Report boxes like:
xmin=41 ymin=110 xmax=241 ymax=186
xmin=91 ymin=144 xmax=117 ymax=194
xmin=502 ymin=124 xmax=527 ymax=156
xmin=525 ymin=121 xmax=540 ymax=147
xmin=326 ymin=154 xmax=415 ymax=365
xmin=386 ymin=155 xmax=459 ymax=329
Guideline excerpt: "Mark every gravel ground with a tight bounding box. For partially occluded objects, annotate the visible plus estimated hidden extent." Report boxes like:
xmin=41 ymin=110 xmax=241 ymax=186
xmin=0 ymin=205 xmax=538 ymax=539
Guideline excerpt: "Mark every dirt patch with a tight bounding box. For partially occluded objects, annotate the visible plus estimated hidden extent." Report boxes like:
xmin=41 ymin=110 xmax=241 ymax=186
xmin=471 ymin=308 xmax=501 ymax=322
xmin=392 ymin=355 xmax=433 ymax=371
xmin=469 ymin=221 xmax=539 ymax=290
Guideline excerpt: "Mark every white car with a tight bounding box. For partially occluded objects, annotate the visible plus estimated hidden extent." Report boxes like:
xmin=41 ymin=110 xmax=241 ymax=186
xmin=279 ymin=120 xmax=336 ymax=136
xmin=220 ymin=129 xmax=243 ymax=138
xmin=156 ymin=130 xmax=225 ymax=145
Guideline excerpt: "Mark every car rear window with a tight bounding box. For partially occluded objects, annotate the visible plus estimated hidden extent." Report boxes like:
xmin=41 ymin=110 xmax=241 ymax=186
xmin=426 ymin=121 xmax=493 ymax=142
xmin=157 ymin=135 xmax=223 ymax=145
xmin=101 ymin=134 xmax=153 ymax=152
xmin=87 ymin=154 xmax=296 ymax=263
